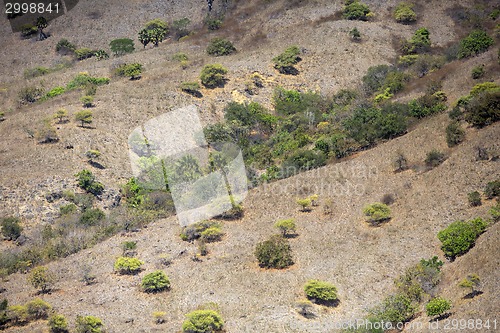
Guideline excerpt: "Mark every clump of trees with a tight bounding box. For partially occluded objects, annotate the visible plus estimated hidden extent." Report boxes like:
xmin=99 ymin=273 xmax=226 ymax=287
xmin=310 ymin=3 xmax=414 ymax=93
xmin=255 ymin=235 xmax=293 ymax=269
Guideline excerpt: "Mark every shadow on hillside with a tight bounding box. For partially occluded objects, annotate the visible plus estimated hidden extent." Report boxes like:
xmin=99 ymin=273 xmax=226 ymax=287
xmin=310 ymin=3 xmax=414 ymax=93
xmin=464 ymin=290 xmax=483 ymax=299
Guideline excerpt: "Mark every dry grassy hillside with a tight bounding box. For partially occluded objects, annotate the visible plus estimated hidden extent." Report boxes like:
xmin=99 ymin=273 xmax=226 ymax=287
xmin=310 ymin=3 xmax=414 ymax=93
xmin=0 ymin=0 xmax=499 ymax=332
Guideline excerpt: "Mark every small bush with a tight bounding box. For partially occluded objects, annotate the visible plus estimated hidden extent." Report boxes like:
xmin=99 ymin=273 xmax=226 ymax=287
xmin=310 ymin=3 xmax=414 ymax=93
xmin=75 ymin=110 xmax=93 ymax=128
xmin=75 ymin=169 xmax=104 ymax=195
xmin=48 ymin=314 xmax=69 ymax=333
xmin=200 ymin=64 xmax=228 ymax=88
xmin=489 ymin=201 xmax=500 ymax=222
xmin=437 ymin=218 xmax=487 ymax=259
xmin=79 ymin=208 xmax=105 ymax=226
xmin=370 ymin=293 xmax=416 ymax=325
xmin=206 ymin=38 xmax=236 ymax=56
xmin=20 ymin=23 xmax=37 ymax=38
xmin=121 ymin=241 xmax=137 ymax=253
xmin=180 ymin=220 xmax=222 ymax=242
xmin=273 ymin=46 xmax=301 ymax=74
xmin=394 ymin=152 xmax=408 ymax=172
xmin=109 ymin=38 xmax=135 ymax=56
xmin=471 ymin=65 xmax=485 ymax=79
xmin=180 ymin=82 xmax=202 ymax=97
xmin=349 ymin=27 xmax=361 ymax=41
xmin=200 ymin=226 xmax=224 ymax=242
xmin=304 ymin=280 xmax=338 ymax=305
xmin=445 ymin=122 xmax=465 ymax=147
xmin=28 ymin=266 xmax=55 ymax=293
xmin=24 ymin=66 xmax=50 ymax=79
xmin=7 ymin=305 xmax=28 ymax=325
xmin=255 ymin=235 xmax=294 ymax=269
xmin=426 ymin=297 xmax=451 ymax=318
xmin=458 ymin=274 xmax=481 ymax=295
xmin=26 ymin=298 xmax=52 ymax=320
xmin=1 ymin=217 xmax=23 ymax=240
xmin=401 ymin=27 xmax=431 ymax=54
xmin=142 ymin=270 xmax=170 ymax=293
xmin=75 ymin=315 xmax=104 ymax=333
xmin=81 ymin=96 xmax=94 ymax=108
xmin=464 ymin=89 xmax=500 ymax=128
xmin=458 ymin=30 xmax=494 ymax=58
xmin=56 ymin=39 xmax=76 ymax=54
xmin=115 ymin=63 xmax=143 ymax=80
xmin=363 ymin=203 xmax=391 ymax=225
xmin=484 ymin=180 xmax=500 ymax=199
xmin=75 ymin=48 xmax=95 ymax=61
xmin=172 ymin=18 xmax=191 ymax=40
xmin=206 ymin=16 xmax=223 ymax=30
xmin=343 ymin=0 xmax=371 ymax=21
xmin=467 ymin=191 xmax=481 ymax=207
xmin=19 ymin=86 xmax=43 ymax=103
xmin=182 ymin=310 xmax=224 ymax=333
xmin=394 ymin=2 xmax=417 ymax=23
xmin=425 ymin=149 xmax=445 ymax=168
xmin=274 ymin=218 xmax=296 ymax=237
xmin=381 ymin=193 xmax=395 ymax=205
xmin=152 ymin=311 xmax=166 ymax=324
xmin=114 ymin=257 xmax=144 ymax=275
xmin=94 ymin=50 xmax=109 ymax=60
xmin=296 ymin=198 xmax=312 ymax=212
xmin=66 ymin=73 xmax=110 ymax=90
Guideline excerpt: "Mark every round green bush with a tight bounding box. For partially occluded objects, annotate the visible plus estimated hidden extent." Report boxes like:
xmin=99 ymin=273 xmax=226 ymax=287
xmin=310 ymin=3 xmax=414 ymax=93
xmin=304 ymin=280 xmax=338 ymax=305
xmin=114 ymin=257 xmax=144 ymax=275
xmin=200 ymin=64 xmax=228 ymax=88
xmin=458 ymin=30 xmax=493 ymax=59
xmin=394 ymin=2 xmax=417 ymax=23
xmin=0 ymin=217 xmax=23 ymax=240
xmin=48 ymin=314 xmax=69 ymax=333
xmin=425 ymin=297 xmax=451 ymax=317
xmin=75 ymin=315 xmax=103 ymax=333
xmin=141 ymin=270 xmax=170 ymax=293
xmin=182 ymin=310 xmax=224 ymax=333
xmin=363 ymin=203 xmax=391 ymax=224
xmin=437 ymin=218 xmax=487 ymax=259
xmin=255 ymin=235 xmax=294 ymax=269
xmin=343 ymin=1 xmax=371 ymax=21
xmin=26 ymin=298 xmax=52 ymax=320
xmin=206 ymin=38 xmax=236 ymax=56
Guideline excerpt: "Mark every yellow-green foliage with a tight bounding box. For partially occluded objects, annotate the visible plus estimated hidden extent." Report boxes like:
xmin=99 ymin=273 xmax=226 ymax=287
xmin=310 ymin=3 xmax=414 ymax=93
xmin=114 ymin=257 xmax=144 ymax=275
xmin=304 ymin=280 xmax=338 ymax=305
xmin=182 ymin=310 xmax=224 ymax=333
xmin=363 ymin=203 xmax=391 ymax=224
xmin=274 ymin=219 xmax=296 ymax=236
xmin=394 ymin=2 xmax=417 ymax=23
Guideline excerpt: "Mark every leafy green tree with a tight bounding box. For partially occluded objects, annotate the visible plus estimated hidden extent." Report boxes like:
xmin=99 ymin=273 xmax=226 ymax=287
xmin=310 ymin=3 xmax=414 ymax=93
xmin=464 ymin=89 xmax=500 ymax=127
xmin=142 ymin=271 xmax=170 ymax=293
xmin=275 ymin=218 xmax=296 ymax=237
xmin=426 ymin=297 xmax=451 ymax=318
xmin=182 ymin=310 xmax=224 ymax=333
xmin=458 ymin=30 xmax=494 ymax=58
xmin=200 ymin=64 xmax=228 ymax=88
xmin=437 ymin=218 xmax=487 ymax=260
xmin=255 ymin=235 xmax=294 ymax=269
xmin=0 ymin=217 xmax=23 ymax=240
xmin=48 ymin=313 xmax=69 ymax=333
xmin=54 ymin=108 xmax=68 ymax=123
xmin=139 ymin=19 xmax=169 ymax=47
xmin=304 ymin=280 xmax=338 ymax=305
xmin=363 ymin=203 xmax=391 ymax=225
xmin=36 ymin=16 xmax=48 ymax=40
xmin=75 ymin=110 xmax=93 ymax=128
xmin=343 ymin=0 xmax=371 ymax=20
xmin=272 ymin=46 xmax=301 ymax=74
xmin=109 ymin=38 xmax=135 ymax=56
xmin=114 ymin=257 xmax=144 ymax=275
xmin=75 ymin=315 xmax=104 ymax=333
xmin=28 ymin=266 xmax=55 ymax=293
xmin=207 ymin=38 xmax=236 ymax=56
xmin=394 ymin=2 xmax=417 ymax=23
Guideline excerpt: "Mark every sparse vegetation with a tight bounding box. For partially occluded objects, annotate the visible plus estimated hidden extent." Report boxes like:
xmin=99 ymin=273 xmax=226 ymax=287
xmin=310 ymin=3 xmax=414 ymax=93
xmin=28 ymin=266 xmax=55 ymax=293
xmin=81 ymin=95 xmax=94 ymax=108
xmin=349 ymin=27 xmax=361 ymax=41
xmin=471 ymin=65 xmax=485 ymax=79
xmin=180 ymin=82 xmax=202 ymax=97
xmin=255 ymin=235 xmax=294 ymax=269
xmin=296 ymin=198 xmax=312 ymax=212
xmin=56 ymin=39 xmax=76 ymax=54
xmin=484 ymin=180 xmax=500 ymax=199
xmin=1 ymin=217 xmax=23 ymax=240
xmin=206 ymin=38 xmax=236 ymax=56
xmin=75 ymin=169 xmax=104 ymax=195
xmin=458 ymin=274 xmax=481 ymax=296
xmin=468 ymin=191 xmax=481 ymax=207
xmin=182 ymin=309 xmax=224 ymax=333
xmin=26 ymin=298 xmax=51 ymax=320
xmin=425 ymin=149 xmax=445 ymax=168
xmin=141 ymin=270 xmax=170 ymax=293
xmin=114 ymin=257 xmax=144 ymax=275
xmin=363 ymin=203 xmax=391 ymax=225
xmin=200 ymin=64 xmax=228 ymax=88
xmin=180 ymin=220 xmax=222 ymax=242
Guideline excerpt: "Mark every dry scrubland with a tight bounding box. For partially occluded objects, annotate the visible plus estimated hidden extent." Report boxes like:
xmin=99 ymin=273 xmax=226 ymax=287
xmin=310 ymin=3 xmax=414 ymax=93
xmin=0 ymin=0 xmax=499 ymax=332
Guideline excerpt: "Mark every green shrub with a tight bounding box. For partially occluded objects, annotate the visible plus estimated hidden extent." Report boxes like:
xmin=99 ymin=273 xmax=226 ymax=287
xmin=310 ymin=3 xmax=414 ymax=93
xmin=343 ymin=0 xmax=371 ymax=21
xmin=484 ymin=180 xmax=500 ymax=199
xmin=48 ymin=314 xmax=69 ymax=333
xmin=272 ymin=46 xmax=301 ymax=74
xmin=489 ymin=201 xmax=500 ymax=222
xmin=425 ymin=149 xmax=445 ymax=168
xmin=75 ymin=110 xmax=93 ymax=128
xmin=114 ymin=257 xmax=144 ymax=274
xmin=200 ymin=226 xmax=224 ymax=242
xmin=59 ymin=203 xmax=77 ymax=216
xmin=24 ymin=66 xmax=50 ymax=79
xmin=394 ymin=2 xmax=417 ymax=23
xmin=45 ymin=86 xmax=66 ymax=99
xmin=172 ymin=52 xmax=189 ymax=62
xmin=1 ymin=217 xmax=23 ymax=240
xmin=274 ymin=218 xmax=296 ymax=237
xmin=200 ymin=64 xmax=228 ymax=88
xmin=408 ymin=93 xmax=446 ymax=118
xmin=66 ymin=73 xmax=110 ymax=90
xmin=458 ymin=30 xmax=493 ymax=58
xmin=206 ymin=17 xmax=223 ymax=30
xmin=349 ymin=27 xmax=361 ymax=41
xmin=182 ymin=309 xmax=224 ymax=333
xmin=282 ymin=150 xmax=327 ymax=176
xmin=75 ymin=169 xmax=104 ymax=195
xmin=363 ymin=203 xmax=391 ymax=225
xmin=56 ymin=39 xmax=76 ymax=54
xmin=20 ymin=23 xmax=37 ymax=37
xmin=121 ymin=241 xmax=137 ymax=253
xmin=81 ymin=96 xmax=94 ymax=108
xmin=79 ymin=208 xmax=105 ymax=226
xmin=115 ymin=63 xmax=143 ymax=79
xmin=458 ymin=274 xmax=480 ymax=295
xmin=75 ymin=315 xmax=104 ymax=333
xmin=463 ymin=88 xmax=500 ymax=127
xmin=138 ymin=19 xmax=169 ymax=47
xmin=172 ymin=18 xmax=191 ymax=40
xmin=7 ymin=305 xmax=28 ymax=325
xmin=304 ymin=280 xmax=338 ymax=305
xmin=395 ymin=257 xmax=443 ymax=302
xmin=362 ymin=65 xmax=391 ymax=95
xmin=180 ymin=220 xmax=222 ymax=242
xmin=467 ymin=191 xmax=481 ymax=207
xmin=26 ymin=298 xmax=52 ymax=320
xmin=180 ymin=82 xmax=201 ymax=97
xmin=255 ymin=235 xmax=293 ymax=269
xmin=445 ymin=122 xmax=465 ymax=147
xmin=109 ymin=38 xmax=135 ymax=56
xmin=437 ymin=218 xmax=487 ymax=259
xmin=19 ymin=86 xmax=43 ymax=103
xmin=401 ymin=27 xmax=431 ymax=54
xmin=75 ymin=48 xmax=95 ymax=61
xmin=370 ymin=294 xmax=416 ymax=325
xmin=94 ymin=50 xmax=109 ymax=60
xmin=471 ymin=65 xmax=485 ymax=79
xmin=425 ymin=297 xmax=451 ymax=318
xmin=142 ymin=270 xmax=170 ymax=293
xmin=28 ymin=266 xmax=55 ymax=293
xmin=206 ymin=38 xmax=236 ymax=56
xmin=296 ymin=198 xmax=312 ymax=212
